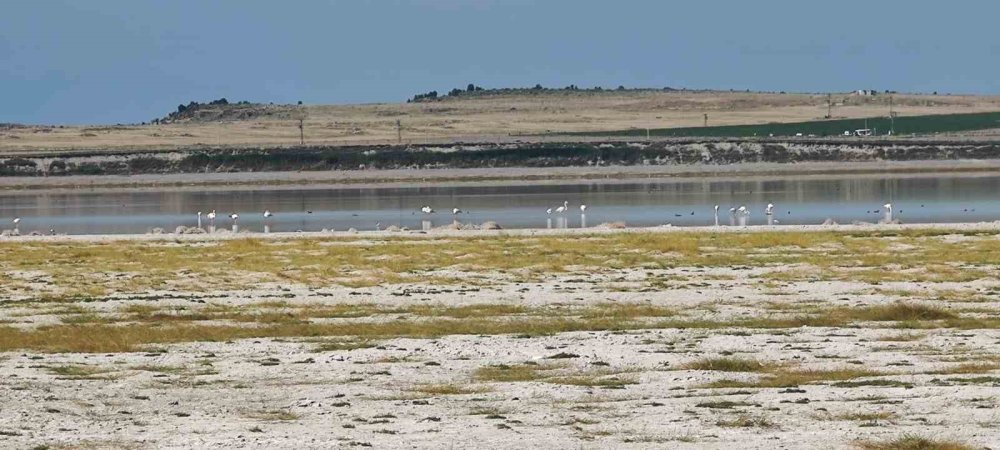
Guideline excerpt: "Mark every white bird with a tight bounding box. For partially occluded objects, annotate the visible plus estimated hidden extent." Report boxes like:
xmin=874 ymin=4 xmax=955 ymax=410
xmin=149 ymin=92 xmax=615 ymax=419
xmin=11 ymin=217 xmax=20 ymax=226
xmin=737 ymin=205 xmax=749 ymax=216
xmin=555 ymin=200 xmax=568 ymax=214
xmin=263 ymin=209 xmax=273 ymax=218
xmin=420 ymin=206 xmax=435 ymax=214
xmin=196 ymin=211 xmax=202 ymax=228
xmin=229 ymin=213 xmax=239 ymax=222
xmin=546 ymin=207 xmax=553 ymax=214
xmin=452 ymin=208 xmax=462 ymax=215
xmin=714 ymin=205 xmax=719 ymax=213
xmin=765 ymin=203 xmax=775 ymax=215
xmin=580 ymin=204 xmax=587 ymax=213
xmin=883 ymin=203 xmax=892 ymax=212
xmin=207 ymin=210 xmax=217 ymax=227
xmin=729 ymin=207 xmax=736 ymax=214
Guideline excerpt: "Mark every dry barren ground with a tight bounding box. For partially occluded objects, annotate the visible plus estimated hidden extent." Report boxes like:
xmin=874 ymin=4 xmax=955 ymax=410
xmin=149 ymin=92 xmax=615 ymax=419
xmin=4 ymin=91 xmax=1000 ymax=152
xmin=0 ymin=227 xmax=998 ymax=449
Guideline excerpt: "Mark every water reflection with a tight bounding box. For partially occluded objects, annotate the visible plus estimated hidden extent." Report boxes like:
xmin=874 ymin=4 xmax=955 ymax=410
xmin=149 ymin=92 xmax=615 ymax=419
xmin=0 ymin=174 xmax=998 ymax=234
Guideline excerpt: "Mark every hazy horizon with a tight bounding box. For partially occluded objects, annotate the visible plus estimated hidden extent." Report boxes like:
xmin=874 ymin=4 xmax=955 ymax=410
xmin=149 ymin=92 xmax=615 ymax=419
xmin=3 ymin=0 xmax=999 ymax=125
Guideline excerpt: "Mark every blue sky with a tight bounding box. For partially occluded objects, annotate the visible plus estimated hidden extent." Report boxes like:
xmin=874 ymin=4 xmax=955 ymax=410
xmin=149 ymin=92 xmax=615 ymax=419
xmin=2 ymin=0 xmax=998 ymax=124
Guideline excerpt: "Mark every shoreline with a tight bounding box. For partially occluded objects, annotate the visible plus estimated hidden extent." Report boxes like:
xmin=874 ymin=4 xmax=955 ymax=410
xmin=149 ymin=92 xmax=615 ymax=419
xmin=4 ymin=221 xmax=998 ymax=243
xmin=2 ymin=159 xmax=1000 ymax=192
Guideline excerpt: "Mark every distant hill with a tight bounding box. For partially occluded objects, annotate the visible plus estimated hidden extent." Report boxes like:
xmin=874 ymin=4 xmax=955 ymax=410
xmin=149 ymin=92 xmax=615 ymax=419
xmin=155 ymin=98 xmax=300 ymax=124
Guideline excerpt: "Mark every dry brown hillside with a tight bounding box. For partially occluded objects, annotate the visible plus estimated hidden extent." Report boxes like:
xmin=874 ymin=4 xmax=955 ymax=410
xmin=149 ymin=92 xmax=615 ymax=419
xmin=2 ymin=91 xmax=999 ymax=152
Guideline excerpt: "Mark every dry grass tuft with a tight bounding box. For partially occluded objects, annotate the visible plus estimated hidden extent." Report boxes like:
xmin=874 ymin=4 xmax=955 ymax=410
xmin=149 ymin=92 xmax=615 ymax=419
xmin=705 ymin=368 xmax=883 ymax=389
xmin=854 ymin=435 xmax=975 ymax=450
xmin=244 ymin=409 xmax=300 ymax=421
xmin=46 ymin=364 xmax=116 ymax=380
xmin=409 ymin=384 xmax=489 ymax=396
xmin=927 ymin=362 xmax=999 ymax=375
xmin=473 ymin=364 xmax=551 ymax=382
xmin=835 ymin=411 xmax=897 ymax=422
xmin=682 ymin=357 xmax=777 ymax=372
xmin=846 ymin=303 xmax=958 ymax=322
xmin=715 ymin=414 xmax=776 ymax=428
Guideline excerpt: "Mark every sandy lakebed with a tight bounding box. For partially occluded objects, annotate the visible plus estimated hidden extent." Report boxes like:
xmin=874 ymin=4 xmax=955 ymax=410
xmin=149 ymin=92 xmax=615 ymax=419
xmin=0 ymin=223 xmax=997 ymax=449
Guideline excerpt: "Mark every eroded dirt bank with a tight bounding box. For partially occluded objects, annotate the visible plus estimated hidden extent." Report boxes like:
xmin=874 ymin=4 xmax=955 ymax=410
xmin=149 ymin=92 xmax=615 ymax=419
xmin=0 ymin=139 xmax=999 ymax=189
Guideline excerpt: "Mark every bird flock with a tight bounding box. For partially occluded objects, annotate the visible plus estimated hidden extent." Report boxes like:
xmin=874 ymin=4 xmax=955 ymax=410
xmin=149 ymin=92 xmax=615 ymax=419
xmin=3 ymin=199 xmax=931 ymax=236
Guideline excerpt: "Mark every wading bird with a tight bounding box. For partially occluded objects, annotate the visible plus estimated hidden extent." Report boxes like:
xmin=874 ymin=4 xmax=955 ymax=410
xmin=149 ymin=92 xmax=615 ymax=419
xmin=207 ymin=210 xmax=217 ymax=228
xmin=196 ymin=211 xmax=202 ymax=228
xmin=555 ymin=201 xmax=568 ymax=214
xmin=580 ymin=204 xmax=587 ymax=213
xmin=452 ymin=208 xmax=462 ymax=215
xmin=765 ymin=203 xmax=775 ymax=215
xmin=420 ymin=206 xmax=435 ymax=214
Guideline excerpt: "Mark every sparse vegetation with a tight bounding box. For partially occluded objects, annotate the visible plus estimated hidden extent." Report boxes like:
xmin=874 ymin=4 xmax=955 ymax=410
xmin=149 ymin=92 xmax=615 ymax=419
xmin=566 ymin=111 xmax=1000 ymax=138
xmin=409 ymin=384 xmax=488 ymax=396
xmin=244 ymin=410 xmax=300 ymax=421
xmin=854 ymin=435 xmax=975 ymax=450
xmin=1 ymin=228 xmax=997 ymax=448
xmin=682 ymin=357 xmax=777 ymax=372
xmin=715 ymin=414 xmax=776 ymax=428
xmin=705 ymin=368 xmax=884 ymax=389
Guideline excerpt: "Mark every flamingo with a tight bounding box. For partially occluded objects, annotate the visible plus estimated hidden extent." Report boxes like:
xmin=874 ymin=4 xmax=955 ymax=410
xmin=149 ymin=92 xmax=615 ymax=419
xmin=580 ymin=204 xmax=587 ymax=213
xmin=420 ymin=206 xmax=435 ymax=214
xmin=555 ymin=200 xmax=568 ymax=214
xmin=737 ymin=205 xmax=749 ymax=216
xmin=452 ymin=208 xmax=462 ymax=215
xmin=263 ymin=209 xmax=273 ymax=219
xmin=546 ymin=207 xmax=553 ymax=214
xmin=196 ymin=211 xmax=202 ymax=229
xmin=765 ymin=203 xmax=774 ymax=215
xmin=207 ymin=210 xmax=217 ymax=228
xmin=11 ymin=217 xmax=20 ymax=226
xmin=229 ymin=213 xmax=239 ymax=222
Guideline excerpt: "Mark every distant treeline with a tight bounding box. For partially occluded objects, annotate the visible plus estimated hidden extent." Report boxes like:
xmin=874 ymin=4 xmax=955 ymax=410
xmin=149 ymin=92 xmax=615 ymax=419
xmin=408 ymin=84 xmax=683 ymax=102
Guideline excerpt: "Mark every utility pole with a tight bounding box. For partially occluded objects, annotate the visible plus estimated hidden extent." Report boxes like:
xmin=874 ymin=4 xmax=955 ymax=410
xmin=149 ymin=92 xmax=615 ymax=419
xmin=703 ymin=113 xmax=708 ymax=127
xmin=298 ymin=118 xmax=304 ymax=145
xmin=888 ymin=95 xmax=895 ymax=135
xmin=396 ymin=119 xmax=402 ymax=144
xmin=826 ymin=93 xmax=833 ymax=119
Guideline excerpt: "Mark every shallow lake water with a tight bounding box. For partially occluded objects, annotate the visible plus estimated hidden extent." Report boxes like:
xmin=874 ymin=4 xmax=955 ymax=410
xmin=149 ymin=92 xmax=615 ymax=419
xmin=0 ymin=173 xmax=998 ymax=235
